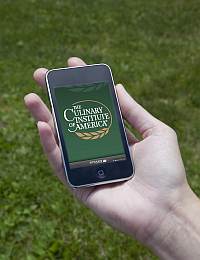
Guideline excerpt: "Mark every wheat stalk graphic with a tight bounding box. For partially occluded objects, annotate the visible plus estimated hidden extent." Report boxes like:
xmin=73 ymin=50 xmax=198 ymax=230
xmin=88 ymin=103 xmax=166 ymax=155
xmin=75 ymin=127 xmax=109 ymax=140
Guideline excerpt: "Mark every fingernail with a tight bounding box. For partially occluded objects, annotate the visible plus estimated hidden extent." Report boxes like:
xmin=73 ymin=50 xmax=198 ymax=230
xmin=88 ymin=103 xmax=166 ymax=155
xmin=116 ymin=83 xmax=125 ymax=89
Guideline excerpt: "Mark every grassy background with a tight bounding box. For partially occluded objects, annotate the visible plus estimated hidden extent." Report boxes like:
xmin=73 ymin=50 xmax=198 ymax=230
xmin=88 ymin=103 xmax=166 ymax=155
xmin=1 ymin=0 xmax=200 ymax=259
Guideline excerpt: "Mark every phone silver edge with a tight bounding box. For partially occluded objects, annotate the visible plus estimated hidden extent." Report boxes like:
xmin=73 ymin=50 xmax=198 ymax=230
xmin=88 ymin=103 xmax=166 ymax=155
xmin=45 ymin=63 xmax=135 ymax=188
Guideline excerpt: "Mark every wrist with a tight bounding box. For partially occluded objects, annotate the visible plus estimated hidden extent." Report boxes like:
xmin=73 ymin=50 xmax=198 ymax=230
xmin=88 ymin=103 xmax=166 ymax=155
xmin=147 ymin=185 xmax=200 ymax=259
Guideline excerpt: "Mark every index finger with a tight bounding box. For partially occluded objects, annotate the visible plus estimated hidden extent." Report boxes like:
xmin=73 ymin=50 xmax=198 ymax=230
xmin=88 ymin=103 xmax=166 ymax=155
xmin=33 ymin=68 xmax=48 ymax=90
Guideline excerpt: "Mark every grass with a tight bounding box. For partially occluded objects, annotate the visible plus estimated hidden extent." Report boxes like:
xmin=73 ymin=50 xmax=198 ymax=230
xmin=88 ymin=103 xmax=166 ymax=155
xmin=1 ymin=0 xmax=200 ymax=259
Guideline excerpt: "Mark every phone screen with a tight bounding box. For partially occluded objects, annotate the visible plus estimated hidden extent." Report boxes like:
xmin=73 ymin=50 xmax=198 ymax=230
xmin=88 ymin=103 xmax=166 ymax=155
xmin=53 ymin=82 xmax=126 ymax=169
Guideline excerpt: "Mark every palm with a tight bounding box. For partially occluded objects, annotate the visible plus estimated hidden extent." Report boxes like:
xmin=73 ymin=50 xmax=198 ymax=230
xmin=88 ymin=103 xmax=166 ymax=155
xmin=77 ymin=131 xmax=185 ymax=241
xmin=25 ymin=57 xmax=186 ymax=243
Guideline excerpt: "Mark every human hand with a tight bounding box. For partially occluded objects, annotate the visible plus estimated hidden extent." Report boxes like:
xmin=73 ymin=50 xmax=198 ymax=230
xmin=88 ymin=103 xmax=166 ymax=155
xmin=24 ymin=57 xmax=196 ymax=258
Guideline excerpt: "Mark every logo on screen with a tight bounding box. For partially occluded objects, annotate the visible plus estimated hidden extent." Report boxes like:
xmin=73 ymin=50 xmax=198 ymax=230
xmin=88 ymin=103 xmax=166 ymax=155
xmin=63 ymin=100 xmax=112 ymax=140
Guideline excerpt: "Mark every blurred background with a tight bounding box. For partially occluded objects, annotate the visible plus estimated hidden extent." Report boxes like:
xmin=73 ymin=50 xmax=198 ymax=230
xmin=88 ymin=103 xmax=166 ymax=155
xmin=1 ymin=0 xmax=200 ymax=259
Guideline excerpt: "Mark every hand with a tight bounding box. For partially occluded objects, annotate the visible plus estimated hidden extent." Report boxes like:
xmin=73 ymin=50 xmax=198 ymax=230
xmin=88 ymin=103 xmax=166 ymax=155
xmin=24 ymin=57 xmax=195 ymax=257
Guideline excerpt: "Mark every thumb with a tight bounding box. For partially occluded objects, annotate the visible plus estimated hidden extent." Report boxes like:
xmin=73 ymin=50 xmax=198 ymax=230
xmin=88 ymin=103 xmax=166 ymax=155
xmin=116 ymin=84 xmax=160 ymax=137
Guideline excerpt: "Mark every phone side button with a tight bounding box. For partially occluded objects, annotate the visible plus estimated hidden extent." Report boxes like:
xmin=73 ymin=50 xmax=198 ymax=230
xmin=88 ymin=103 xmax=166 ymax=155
xmin=96 ymin=169 xmax=106 ymax=179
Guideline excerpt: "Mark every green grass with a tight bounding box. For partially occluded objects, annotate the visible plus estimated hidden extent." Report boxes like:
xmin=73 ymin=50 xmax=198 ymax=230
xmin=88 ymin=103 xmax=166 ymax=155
xmin=1 ymin=0 xmax=200 ymax=259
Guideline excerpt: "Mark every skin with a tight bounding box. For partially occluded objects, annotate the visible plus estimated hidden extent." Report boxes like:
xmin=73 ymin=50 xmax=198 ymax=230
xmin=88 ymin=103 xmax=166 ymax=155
xmin=24 ymin=57 xmax=200 ymax=259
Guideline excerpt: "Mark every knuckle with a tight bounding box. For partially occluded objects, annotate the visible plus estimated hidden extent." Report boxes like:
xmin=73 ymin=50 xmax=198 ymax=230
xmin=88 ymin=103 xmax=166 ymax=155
xmin=168 ymin=126 xmax=177 ymax=137
xmin=160 ymin=124 xmax=177 ymax=137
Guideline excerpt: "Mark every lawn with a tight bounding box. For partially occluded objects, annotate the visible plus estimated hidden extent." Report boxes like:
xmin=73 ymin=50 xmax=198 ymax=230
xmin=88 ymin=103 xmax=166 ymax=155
xmin=1 ymin=0 xmax=200 ymax=259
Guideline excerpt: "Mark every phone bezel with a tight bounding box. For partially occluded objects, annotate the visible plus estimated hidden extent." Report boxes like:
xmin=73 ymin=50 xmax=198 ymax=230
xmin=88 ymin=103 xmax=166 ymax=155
xmin=46 ymin=64 xmax=134 ymax=188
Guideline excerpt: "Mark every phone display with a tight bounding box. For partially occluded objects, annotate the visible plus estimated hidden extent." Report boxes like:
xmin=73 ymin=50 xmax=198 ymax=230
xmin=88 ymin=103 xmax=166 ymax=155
xmin=46 ymin=64 xmax=134 ymax=187
xmin=54 ymin=82 xmax=126 ymax=169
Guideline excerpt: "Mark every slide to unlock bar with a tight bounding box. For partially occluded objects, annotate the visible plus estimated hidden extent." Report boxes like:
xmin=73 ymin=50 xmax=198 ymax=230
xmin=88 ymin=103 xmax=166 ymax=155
xmin=70 ymin=154 xmax=126 ymax=169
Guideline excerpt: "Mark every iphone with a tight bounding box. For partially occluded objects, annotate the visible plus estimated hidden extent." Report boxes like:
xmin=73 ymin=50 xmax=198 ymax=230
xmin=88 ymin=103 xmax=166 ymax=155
xmin=46 ymin=64 xmax=134 ymax=187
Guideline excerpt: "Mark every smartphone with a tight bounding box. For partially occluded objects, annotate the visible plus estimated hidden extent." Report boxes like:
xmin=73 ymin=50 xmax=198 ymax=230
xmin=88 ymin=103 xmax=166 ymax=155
xmin=45 ymin=64 xmax=134 ymax=188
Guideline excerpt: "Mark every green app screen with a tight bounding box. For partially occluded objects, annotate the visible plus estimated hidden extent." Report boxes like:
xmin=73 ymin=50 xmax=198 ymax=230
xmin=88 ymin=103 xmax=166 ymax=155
xmin=54 ymin=82 xmax=126 ymax=168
